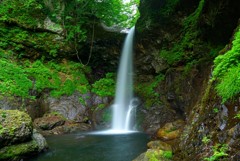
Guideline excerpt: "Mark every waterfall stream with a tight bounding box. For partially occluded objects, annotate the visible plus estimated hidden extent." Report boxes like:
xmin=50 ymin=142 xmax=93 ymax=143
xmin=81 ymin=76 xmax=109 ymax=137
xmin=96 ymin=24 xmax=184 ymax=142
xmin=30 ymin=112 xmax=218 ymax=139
xmin=111 ymin=26 xmax=135 ymax=131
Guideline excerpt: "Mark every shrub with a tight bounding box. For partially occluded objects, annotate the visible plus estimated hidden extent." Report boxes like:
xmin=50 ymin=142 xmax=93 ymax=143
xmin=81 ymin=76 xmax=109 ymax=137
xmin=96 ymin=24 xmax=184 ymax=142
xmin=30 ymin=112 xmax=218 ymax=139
xmin=91 ymin=73 xmax=116 ymax=97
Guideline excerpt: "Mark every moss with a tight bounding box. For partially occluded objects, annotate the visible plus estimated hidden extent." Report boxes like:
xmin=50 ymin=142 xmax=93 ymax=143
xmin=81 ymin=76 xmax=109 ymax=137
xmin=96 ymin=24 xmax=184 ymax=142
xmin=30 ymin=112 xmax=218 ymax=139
xmin=146 ymin=149 xmax=173 ymax=161
xmin=0 ymin=140 xmax=38 ymax=160
xmin=159 ymin=0 xmax=206 ymax=66
xmin=135 ymin=74 xmax=165 ymax=108
xmin=0 ymin=109 xmax=32 ymax=142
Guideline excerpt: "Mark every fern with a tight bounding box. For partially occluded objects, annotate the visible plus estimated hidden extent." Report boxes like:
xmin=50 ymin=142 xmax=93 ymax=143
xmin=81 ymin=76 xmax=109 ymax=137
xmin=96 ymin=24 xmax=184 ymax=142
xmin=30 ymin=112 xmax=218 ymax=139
xmin=212 ymin=28 xmax=240 ymax=102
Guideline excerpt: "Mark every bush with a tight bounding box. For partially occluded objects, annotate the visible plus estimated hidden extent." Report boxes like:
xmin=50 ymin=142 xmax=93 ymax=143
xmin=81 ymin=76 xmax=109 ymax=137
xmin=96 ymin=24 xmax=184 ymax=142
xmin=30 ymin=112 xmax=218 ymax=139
xmin=0 ymin=57 xmax=90 ymax=99
xmin=91 ymin=73 xmax=116 ymax=97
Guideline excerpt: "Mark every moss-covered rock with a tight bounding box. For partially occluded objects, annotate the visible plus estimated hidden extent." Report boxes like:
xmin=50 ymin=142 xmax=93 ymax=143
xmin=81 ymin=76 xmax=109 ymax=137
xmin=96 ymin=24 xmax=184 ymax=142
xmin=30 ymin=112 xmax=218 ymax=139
xmin=147 ymin=140 xmax=172 ymax=151
xmin=0 ymin=109 xmax=32 ymax=148
xmin=156 ymin=120 xmax=184 ymax=141
xmin=133 ymin=149 xmax=173 ymax=161
xmin=0 ymin=110 xmax=47 ymax=160
xmin=0 ymin=140 xmax=38 ymax=160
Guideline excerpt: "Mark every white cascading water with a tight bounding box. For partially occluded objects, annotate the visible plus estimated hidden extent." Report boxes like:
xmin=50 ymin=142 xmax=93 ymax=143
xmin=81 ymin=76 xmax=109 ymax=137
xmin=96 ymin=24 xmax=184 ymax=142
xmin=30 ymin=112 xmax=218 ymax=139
xmin=111 ymin=26 xmax=135 ymax=132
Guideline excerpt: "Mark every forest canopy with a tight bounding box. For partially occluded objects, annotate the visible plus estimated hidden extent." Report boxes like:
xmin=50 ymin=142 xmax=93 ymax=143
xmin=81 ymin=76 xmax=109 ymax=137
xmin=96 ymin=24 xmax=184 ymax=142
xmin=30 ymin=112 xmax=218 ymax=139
xmin=0 ymin=0 xmax=139 ymax=43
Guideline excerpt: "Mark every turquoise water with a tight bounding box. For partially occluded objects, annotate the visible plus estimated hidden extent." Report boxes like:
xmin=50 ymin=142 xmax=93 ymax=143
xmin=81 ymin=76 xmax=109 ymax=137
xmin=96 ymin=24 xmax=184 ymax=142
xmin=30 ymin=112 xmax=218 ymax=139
xmin=30 ymin=132 xmax=149 ymax=161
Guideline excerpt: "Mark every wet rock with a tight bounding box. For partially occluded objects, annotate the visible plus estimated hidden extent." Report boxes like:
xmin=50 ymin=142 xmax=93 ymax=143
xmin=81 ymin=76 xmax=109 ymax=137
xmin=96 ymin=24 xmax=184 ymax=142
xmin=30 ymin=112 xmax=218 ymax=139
xmin=218 ymin=104 xmax=228 ymax=131
xmin=0 ymin=109 xmax=32 ymax=148
xmin=42 ymin=17 xmax=63 ymax=34
xmin=147 ymin=140 xmax=172 ymax=151
xmin=34 ymin=114 xmax=92 ymax=136
xmin=32 ymin=129 xmax=48 ymax=152
xmin=157 ymin=119 xmax=184 ymax=141
xmin=34 ymin=115 xmax=65 ymax=130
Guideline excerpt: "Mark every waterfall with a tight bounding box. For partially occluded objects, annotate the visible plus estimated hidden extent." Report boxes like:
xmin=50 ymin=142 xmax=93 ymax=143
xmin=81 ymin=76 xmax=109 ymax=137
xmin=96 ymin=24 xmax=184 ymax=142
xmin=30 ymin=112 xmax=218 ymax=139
xmin=111 ymin=26 xmax=135 ymax=131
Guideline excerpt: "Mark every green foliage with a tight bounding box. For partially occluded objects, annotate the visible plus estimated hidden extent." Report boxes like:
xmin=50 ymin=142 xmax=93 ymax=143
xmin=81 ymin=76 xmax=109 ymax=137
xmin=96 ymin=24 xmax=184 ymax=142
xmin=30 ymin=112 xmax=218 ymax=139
xmin=1 ymin=111 xmax=7 ymax=118
xmin=146 ymin=150 xmax=172 ymax=161
xmin=146 ymin=150 xmax=160 ymax=161
xmin=0 ymin=140 xmax=38 ymax=160
xmin=159 ymin=0 xmax=205 ymax=65
xmin=46 ymin=61 xmax=90 ymax=97
xmin=91 ymin=73 xmax=115 ymax=97
xmin=160 ymin=0 xmax=180 ymax=17
xmin=202 ymin=136 xmax=211 ymax=145
xmin=0 ymin=0 xmax=44 ymax=27
xmin=213 ymin=107 xmax=219 ymax=113
xmin=212 ymin=28 xmax=240 ymax=102
xmin=135 ymin=74 xmax=164 ymax=107
xmin=159 ymin=48 xmax=184 ymax=65
xmin=0 ymin=56 xmax=89 ymax=98
xmin=163 ymin=151 xmax=173 ymax=159
xmin=0 ymin=0 xmax=139 ymax=59
xmin=0 ymin=58 xmax=33 ymax=98
xmin=234 ymin=112 xmax=240 ymax=119
xmin=42 ymin=0 xmax=139 ymax=44
xmin=204 ymin=144 xmax=228 ymax=161
xmin=0 ymin=23 xmax=62 ymax=58
xmin=25 ymin=60 xmax=55 ymax=92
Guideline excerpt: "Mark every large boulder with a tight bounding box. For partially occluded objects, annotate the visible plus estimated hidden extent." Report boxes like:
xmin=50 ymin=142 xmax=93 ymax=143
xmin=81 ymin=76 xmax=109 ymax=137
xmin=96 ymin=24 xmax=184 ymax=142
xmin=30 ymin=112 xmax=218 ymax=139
xmin=34 ymin=114 xmax=92 ymax=136
xmin=134 ymin=137 xmax=173 ymax=161
xmin=0 ymin=140 xmax=39 ymax=161
xmin=0 ymin=110 xmax=47 ymax=160
xmin=34 ymin=115 xmax=65 ymax=130
xmin=0 ymin=109 xmax=32 ymax=148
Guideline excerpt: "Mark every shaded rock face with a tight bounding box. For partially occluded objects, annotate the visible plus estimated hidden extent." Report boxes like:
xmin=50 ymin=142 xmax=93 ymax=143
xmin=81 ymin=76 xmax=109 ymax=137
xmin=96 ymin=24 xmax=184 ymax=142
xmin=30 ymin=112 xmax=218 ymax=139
xmin=135 ymin=0 xmax=240 ymax=74
xmin=135 ymin=0 xmax=240 ymax=160
xmin=135 ymin=0 xmax=240 ymax=127
xmin=0 ymin=110 xmax=47 ymax=160
xmin=0 ymin=91 xmax=112 ymax=133
xmin=141 ymin=105 xmax=177 ymax=135
xmin=46 ymin=92 xmax=89 ymax=122
xmin=81 ymin=24 xmax=125 ymax=76
xmin=173 ymin=84 xmax=240 ymax=160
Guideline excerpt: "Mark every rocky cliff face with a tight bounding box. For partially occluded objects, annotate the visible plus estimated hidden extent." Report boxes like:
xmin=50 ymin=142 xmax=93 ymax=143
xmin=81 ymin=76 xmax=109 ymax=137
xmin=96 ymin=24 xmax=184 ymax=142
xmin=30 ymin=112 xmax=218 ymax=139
xmin=135 ymin=0 xmax=240 ymax=160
